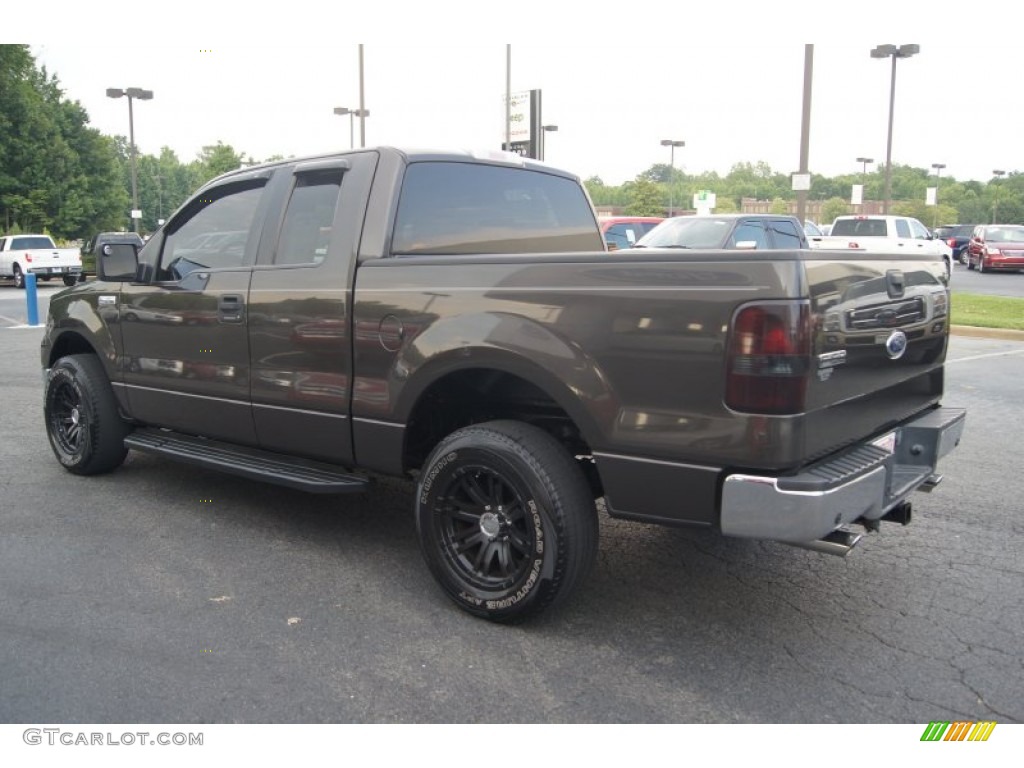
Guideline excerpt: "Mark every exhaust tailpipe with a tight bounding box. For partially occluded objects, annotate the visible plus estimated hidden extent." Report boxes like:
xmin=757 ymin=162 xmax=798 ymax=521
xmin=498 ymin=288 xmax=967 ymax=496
xmin=786 ymin=528 xmax=864 ymax=558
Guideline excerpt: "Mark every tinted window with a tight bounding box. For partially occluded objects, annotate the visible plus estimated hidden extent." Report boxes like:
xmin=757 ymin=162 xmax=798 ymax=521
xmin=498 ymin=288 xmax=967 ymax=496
xmin=729 ymin=221 xmax=768 ymax=249
xmin=274 ymin=170 xmax=343 ymax=265
xmin=11 ymin=236 xmax=55 ymax=249
xmin=392 ymin=162 xmax=602 ymax=255
xmin=160 ymin=182 xmax=264 ymax=279
xmin=831 ymin=218 xmax=888 ymax=237
xmin=605 ymin=223 xmax=643 ymax=249
xmin=770 ymin=219 xmax=805 ymax=248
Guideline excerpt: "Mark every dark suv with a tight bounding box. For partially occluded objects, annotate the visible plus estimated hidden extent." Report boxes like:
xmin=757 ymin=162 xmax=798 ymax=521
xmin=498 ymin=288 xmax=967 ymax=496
xmin=934 ymin=224 xmax=975 ymax=266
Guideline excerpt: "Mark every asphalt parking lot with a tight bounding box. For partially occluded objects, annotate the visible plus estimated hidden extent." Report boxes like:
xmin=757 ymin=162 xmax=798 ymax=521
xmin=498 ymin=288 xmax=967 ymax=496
xmin=1 ymin=313 xmax=1022 ymax=724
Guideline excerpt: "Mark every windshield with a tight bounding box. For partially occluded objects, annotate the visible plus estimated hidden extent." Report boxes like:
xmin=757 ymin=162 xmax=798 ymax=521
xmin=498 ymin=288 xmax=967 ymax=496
xmin=635 ymin=217 xmax=733 ymax=248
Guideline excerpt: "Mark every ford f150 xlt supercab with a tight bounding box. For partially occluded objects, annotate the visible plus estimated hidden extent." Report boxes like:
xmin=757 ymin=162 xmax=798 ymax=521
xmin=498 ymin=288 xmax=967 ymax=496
xmin=40 ymin=147 xmax=966 ymax=622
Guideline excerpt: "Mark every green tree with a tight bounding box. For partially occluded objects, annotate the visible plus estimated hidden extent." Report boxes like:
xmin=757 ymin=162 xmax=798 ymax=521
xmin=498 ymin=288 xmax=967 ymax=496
xmin=820 ymin=197 xmax=851 ymax=224
xmin=624 ymin=177 xmax=664 ymax=216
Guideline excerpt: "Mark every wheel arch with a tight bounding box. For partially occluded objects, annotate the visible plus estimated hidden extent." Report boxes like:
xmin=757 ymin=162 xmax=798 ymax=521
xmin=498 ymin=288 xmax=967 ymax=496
xmin=398 ymin=352 xmax=609 ymax=478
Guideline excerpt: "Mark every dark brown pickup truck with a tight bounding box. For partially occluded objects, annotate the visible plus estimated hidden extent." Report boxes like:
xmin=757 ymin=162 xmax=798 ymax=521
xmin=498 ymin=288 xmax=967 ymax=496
xmin=40 ymin=147 xmax=966 ymax=621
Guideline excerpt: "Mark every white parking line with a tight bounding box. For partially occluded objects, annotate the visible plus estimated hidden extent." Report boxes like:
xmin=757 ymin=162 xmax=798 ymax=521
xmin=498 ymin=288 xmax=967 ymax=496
xmin=0 ymin=313 xmax=23 ymax=325
xmin=947 ymin=349 xmax=1024 ymax=364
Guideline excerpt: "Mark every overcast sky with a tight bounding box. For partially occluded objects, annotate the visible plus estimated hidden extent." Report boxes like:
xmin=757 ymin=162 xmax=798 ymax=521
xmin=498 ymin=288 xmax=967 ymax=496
xmin=23 ymin=1 xmax=1021 ymax=187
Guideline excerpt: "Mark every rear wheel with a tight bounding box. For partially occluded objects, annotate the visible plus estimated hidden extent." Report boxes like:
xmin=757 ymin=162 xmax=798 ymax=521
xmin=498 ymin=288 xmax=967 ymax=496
xmin=415 ymin=420 xmax=598 ymax=622
xmin=960 ymin=249 xmax=970 ymax=266
xmin=13 ymin=265 xmax=24 ymax=289
xmin=62 ymin=275 xmax=78 ymax=287
xmin=978 ymin=257 xmax=986 ymax=273
xmin=967 ymin=255 xmax=975 ymax=270
xmin=44 ymin=355 xmax=130 ymax=475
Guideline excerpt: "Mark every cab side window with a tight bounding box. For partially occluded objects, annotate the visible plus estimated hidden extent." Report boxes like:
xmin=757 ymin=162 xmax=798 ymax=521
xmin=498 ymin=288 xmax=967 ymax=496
xmin=768 ymin=219 xmax=805 ymax=248
xmin=909 ymin=219 xmax=931 ymax=240
xmin=273 ymin=169 xmax=344 ymax=266
xmin=895 ymin=219 xmax=911 ymax=238
xmin=730 ymin=220 xmax=768 ymax=249
xmin=159 ymin=182 xmax=265 ymax=281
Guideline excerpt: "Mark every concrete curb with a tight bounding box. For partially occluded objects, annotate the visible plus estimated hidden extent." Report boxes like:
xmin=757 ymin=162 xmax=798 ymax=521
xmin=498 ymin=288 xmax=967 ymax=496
xmin=950 ymin=325 xmax=1024 ymax=341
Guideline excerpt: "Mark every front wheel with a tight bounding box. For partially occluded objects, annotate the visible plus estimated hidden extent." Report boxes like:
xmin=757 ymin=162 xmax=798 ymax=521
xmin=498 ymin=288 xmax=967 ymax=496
xmin=44 ymin=354 xmax=130 ymax=475
xmin=415 ymin=420 xmax=598 ymax=622
xmin=978 ymin=257 xmax=986 ymax=273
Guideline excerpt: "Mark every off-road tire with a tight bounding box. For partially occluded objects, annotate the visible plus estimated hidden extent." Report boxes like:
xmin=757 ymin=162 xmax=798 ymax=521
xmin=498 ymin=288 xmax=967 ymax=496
xmin=415 ymin=420 xmax=598 ymax=623
xmin=44 ymin=354 xmax=130 ymax=475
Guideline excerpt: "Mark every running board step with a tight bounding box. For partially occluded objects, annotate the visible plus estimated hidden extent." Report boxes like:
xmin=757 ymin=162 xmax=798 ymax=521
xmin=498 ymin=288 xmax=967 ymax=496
xmin=124 ymin=429 xmax=368 ymax=494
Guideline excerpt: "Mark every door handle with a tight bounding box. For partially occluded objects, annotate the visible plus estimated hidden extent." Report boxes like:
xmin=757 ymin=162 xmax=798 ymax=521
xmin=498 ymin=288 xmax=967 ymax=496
xmin=218 ymin=293 xmax=245 ymax=323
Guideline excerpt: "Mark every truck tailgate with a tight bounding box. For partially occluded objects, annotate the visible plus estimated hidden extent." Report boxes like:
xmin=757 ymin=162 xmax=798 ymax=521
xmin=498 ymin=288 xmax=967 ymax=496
xmin=799 ymin=254 xmax=949 ymax=465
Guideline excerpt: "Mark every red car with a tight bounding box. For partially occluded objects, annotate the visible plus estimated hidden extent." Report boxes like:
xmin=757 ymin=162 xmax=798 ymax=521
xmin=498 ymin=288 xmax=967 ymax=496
xmin=966 ymin=225 xmax=1024 ymax=273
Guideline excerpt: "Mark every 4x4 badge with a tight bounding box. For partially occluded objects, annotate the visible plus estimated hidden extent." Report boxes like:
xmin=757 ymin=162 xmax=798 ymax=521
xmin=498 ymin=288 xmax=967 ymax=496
xmin=885 ymin=330 xmax=908 ymax=359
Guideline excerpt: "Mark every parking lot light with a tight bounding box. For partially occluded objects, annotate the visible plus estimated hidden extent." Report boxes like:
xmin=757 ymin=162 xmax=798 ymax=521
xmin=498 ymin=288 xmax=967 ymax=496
xmin=870 ymin=44 xmax=919 ymax=214
xmin=107 ymin=87 xmax=154 ymax=233
xmin=660 ymin=139 xmax=685 ymax=216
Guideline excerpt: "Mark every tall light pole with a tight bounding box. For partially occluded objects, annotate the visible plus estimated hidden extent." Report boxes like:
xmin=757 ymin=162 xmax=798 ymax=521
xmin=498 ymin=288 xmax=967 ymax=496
xmin=107 ymin=87 xmax=154 ymax=233
xmin=931 ymin=162 xmax=946 ymax=227
xmin=856 ymin=157 xmax=874 ymax=213
xmin=992 ymin=169 xmax=1006 ymax=223
xmin=660 ymin=139 xmax=685 ymax=216
xmin=334 ymin=107 xmax=370 ymax=149
xmin=540 ymin=124 xmax=558 ymax=162
xmin=153 ymin=173 xmax=163 ymax=224
xmin=358 ymin=45 xmax=367 ymax=147
xmin=870 ymin=43 xmax=919 ymax=215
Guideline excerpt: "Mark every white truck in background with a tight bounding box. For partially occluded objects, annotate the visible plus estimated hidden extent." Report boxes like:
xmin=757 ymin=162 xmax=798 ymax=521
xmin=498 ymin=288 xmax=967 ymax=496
xmin=0 ymin=234 xmax=83 ymax=288
xmin=808 ymin=215 xmax=953 ymax=277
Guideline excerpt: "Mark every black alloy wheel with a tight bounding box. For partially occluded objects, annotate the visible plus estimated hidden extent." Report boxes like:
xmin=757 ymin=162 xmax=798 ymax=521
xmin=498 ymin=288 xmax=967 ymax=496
xmin=44 ymin=355 xmax=130 ymax=475
xmin=416 ymin=420 xmax=598 ymax=622
xmin=434 ymin=464 xmax=538 ymax=593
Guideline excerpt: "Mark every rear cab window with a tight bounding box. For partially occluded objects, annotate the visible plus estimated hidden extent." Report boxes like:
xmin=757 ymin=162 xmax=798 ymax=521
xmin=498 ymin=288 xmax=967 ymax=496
xmin=391 ymin=162 xmax=602 ymax=255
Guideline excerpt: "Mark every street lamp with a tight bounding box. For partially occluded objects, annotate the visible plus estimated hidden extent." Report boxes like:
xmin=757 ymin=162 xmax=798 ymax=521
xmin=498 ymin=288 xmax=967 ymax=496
xmin=856 ymin=157 xmax=874 ymax=212
xmin=660 ymin=139 xmax=685 ymax=216
xmin=153 ymin=173 xmax=163 ymax=224
xmin=992 ymin=169 xmax=1006 ymax=223
xmin=333 ymin=107 xmax=370 ymax=150
xmin=107 ymin=87 xmax=154 ymax=233
xmin=870 ymin=43 xmax=919 ymax=215
xmin=931 ymin=163 xmax=946 ymax=227
xmin=540 ymin=125 xmax=558 ymax=162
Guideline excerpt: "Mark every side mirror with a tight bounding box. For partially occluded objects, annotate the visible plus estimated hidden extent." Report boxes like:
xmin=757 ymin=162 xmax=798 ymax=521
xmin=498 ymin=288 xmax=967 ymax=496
xmin=605 ymin=240 xmax=619 ymax=251
xmin=98 ymin=243 xmax=139 ymax=281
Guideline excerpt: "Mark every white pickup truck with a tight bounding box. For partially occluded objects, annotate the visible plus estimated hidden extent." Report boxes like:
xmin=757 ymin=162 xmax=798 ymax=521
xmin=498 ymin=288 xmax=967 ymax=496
xmin=0 ymin=234 xmax=83 ymax=288
xmin=808 ymin=215 xmax=953 ymax=277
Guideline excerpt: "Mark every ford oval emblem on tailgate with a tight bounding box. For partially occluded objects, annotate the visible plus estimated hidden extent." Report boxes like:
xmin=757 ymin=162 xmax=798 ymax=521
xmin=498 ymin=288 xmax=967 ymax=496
xmin=885 ymin=330 xmax=908 ymax=359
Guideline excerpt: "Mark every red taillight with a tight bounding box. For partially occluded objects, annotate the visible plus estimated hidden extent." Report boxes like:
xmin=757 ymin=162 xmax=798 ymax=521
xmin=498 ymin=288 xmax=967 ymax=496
xmin=726 ymin=302 xmax=811 ymax=414
xmin=24 ymin=252 xmax=33 ymax=262
xmin=946 ymin=238 xmax=956 ymax=248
